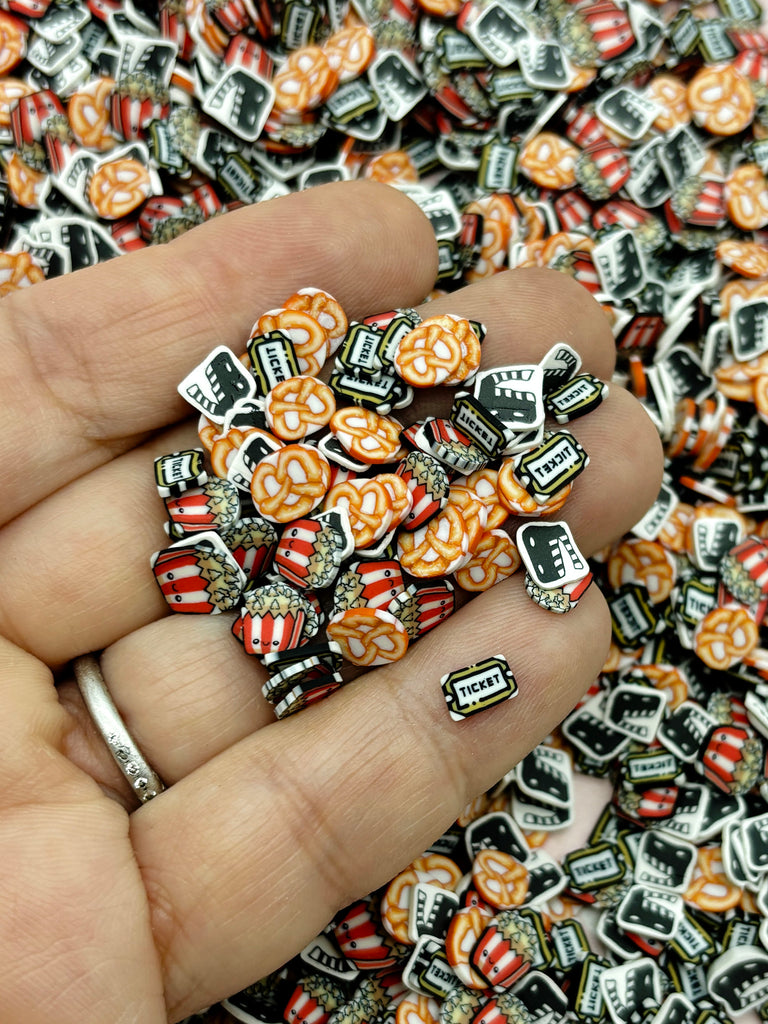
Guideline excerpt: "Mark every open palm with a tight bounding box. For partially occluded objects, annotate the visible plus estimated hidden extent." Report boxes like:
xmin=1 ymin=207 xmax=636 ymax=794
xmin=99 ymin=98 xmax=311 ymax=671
xmin=0 ymin=180 xmax=663 ymax=1023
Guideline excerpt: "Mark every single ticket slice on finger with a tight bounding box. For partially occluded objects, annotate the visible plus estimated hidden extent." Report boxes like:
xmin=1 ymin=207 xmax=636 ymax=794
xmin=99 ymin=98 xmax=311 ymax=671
xmin=441 ymin=655 xmax=518 ymax=721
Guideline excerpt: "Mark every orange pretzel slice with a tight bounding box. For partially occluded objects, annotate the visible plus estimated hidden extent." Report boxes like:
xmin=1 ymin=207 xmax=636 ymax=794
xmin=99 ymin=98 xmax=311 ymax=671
xmin=272 ymin=45 xmax=338 ymax=113
xmin=6 ymin=153 xmax=45 ymax=209
xmin=324 ymin=477 xmax=394 ymax=549
xmin=497 ymin=459 xmax=571 ymax=517
xmin=0 ymin=250 xmax=44 ymax=296
xmin=68 ymin=77 xmax=117 ymax=151
xmin=326 ymin=607 xmax=409 ymax=666
xmin=717 ymin=239 xmax=768 ymax=279
xmin=283 ymin=287 xmax=348 ymax=353
xmin=445 ymin=906 xmax=493 ymax=990
xmin=330 ymin=406 xmax=403 ymax=464
xmin=322 ymin=24 xmax=375 ymax=81
xmin=684 ymin=846 xmax=742 ymax=913
xmin=519 ymin=133 xmax=578 ymax=190
xmin=394 ymin=315 xmax=478 ymax=387
xmin=694 ymin=606 xmax=759 ymax=670
xmin=88 ymin=158 xmax=151 ymax=219
xmin=0 ymin=12 xmax=26 ymax=76
xmin=249 ymin=443 xmax=330 ymax=523
xmin=458 ymin=469 xmax=508 ymax=530
xmin=376 ymin=472 xmax=413 ymax=529
xmin=395 ymin=995 xmax=440 ymax=1024
xmin=397 ymin=504 xmax=469 ymax=577
xmin=265 ymin=375 xmax=336 ymax=441
xmin=647 ymin=73 xmax=691 ymax=133
xmin=455 ymin=530 xmax=521 ymax=592
xmin=687 ymin=64 xmax=755 ymax=136
xmin=726 ymin=163 xmax=768 ymax=231
xmin=471 ymin=849 xmax=529 ymax=910
xmin=364 ymin=150 xmax=419 ymax=184
xmin=0 ymin=77 xmax=32 ymax=128
xmin=607 ymin=538 xmax=677 ymax=604
xmin=380 ymin=854 xmax=462 ymax=943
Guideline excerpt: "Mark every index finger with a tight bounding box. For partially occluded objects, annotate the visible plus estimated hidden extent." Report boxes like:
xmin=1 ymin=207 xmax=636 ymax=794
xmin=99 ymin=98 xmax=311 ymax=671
xmin=0 ymin=180 xmax=437 ymax=525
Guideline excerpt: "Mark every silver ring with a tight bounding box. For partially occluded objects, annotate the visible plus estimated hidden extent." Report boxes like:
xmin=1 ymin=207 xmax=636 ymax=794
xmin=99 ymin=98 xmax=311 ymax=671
xmin=73 ymin=654 xmax=165 ymax=803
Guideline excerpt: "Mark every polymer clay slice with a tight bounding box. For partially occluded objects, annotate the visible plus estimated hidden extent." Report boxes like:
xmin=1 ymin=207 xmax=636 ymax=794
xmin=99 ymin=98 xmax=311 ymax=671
xmin=151 ymin=531 xmax=246 ymax=614
xmin=154 ymin=448 xmax=207 ymax=497
xmin=326 ymin=607 xmax=409 ymax=666
xmin=394 ymin=314 xmax=479 ymax=387
xmin=274 ymin=515 xmax=344 ymax=589
xmin=330 ymin=406 xmax=404 ymax=464
xmin=264 ymin=374 xmax=336 ymax=441
xmin=441 ymin=655 xmax=518 ymax=721
xmin=545 ymin=373 xmax=608 ymax=423
xmin=517 ymin=521 xmax=589 ymax=590
xmin=237 ymin=579 xmax=312 ymax=655
xmin=249 ymin=443 xmax=331 ymax=523
xmin=396 ymin=449 xmax=451 ymax=530
xmin=163 ymin=477 xmax=240 ymax=537
xmin=514 ymin=431 xmax=589 ymax=501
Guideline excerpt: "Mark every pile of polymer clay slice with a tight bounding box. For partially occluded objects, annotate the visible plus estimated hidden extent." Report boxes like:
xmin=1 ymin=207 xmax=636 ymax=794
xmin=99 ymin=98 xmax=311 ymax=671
xmin=153 ymin=293 xmax=599 ymax=719
xmin=9 ymin=0 xmax=768 ymax=1018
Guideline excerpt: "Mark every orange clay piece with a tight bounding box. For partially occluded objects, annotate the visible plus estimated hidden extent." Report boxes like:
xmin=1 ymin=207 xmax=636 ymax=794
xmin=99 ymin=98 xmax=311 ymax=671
xmin=465 ymin=194 xmax=518 ymax=282
xmin=254 ymin=307 xmax=329 ymax=377
xmin=607 ymin=537 xmax=677 ymax=604
xmin=687 ymin=64 xmax=755 ymax=136
xmin=497 ymin=459 xmax=571 ymax=517
xmin=272 ymin=45 xmax=338 ymax=113
xmin=395 ymin=995 xmax=441 ymax=1024
xmin=647 ymin=73 xmax=691 ymax=132
xmin=0 ymin=77 xmax=32 ymax=128
xmin=635 ymin=664 xmax=689 ymax=710
xmin=87 ymin=158 xmax=151 ymax=219
xmin=726 ymin=163 xmax=768 ymax=231
xmin=330 ymin=406 xmax=403 ymax=464
xmin=0 ymin=250 xmax=43 ymax=296
xmin=326 ymin=607 xmax=409 ymax=667
xmin=459 ymin=469 xmax=508 ymax=530
xmin=364 ymin=150 xmax=419 ymax=184
xmin=0 ymin=12 xmax=26 ymax=76
xmin=446 ymin=486 xmax=487 ymax=557
xmin=283 ymin=287 xmax=348 ymax=352
xmin=454 ymin=530 xmax=521 ymax=592
xmin=380 ymin=854 xmax=462 ymax=943
xmin=376 ymin=472 xmax=412 ymax=529
xmin=694 ymin=606 xmax=759 ymax=671
xmin=397 ymin=504 xmax=469 ymax=577
xmin=717 ymin=239 xmax=768 ymax=279
xmin=249 ymin=443 xmax=330 ymax=523
xmin=5 ymin=153 xmax=44 ymax=208
xmin=471 ymin=849 xmax=528 ymax=910
xmin=265 ymin=375 xmax=336 ymax=441
xmin=519 ymin=133 xmax=578 ymax=190
xmin=718 ymin=279 xmax=768 ymax=317
xmin=322 ymin=23 xmax=375 ymax=81
xmin=684 ymin=846 xmax=742 ymax=913
xmin=395 ymin=315 xmax=480 ymax=388
xmin=68 ymin=77 xmax=117 ymax=151
xmin=324 ymin=477 xmax=394 ymax=549
xmin=445 ymin=906 xmax=493 ymax=990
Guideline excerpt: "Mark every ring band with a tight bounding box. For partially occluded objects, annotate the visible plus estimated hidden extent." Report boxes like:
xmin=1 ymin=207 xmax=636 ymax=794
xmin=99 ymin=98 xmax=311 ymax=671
xmin=72 ymin=654 xmax=165 ymax=803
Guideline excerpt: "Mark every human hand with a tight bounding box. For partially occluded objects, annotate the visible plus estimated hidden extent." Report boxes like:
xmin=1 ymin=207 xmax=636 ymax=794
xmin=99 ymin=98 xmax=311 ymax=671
xmin=0 ymin=180 xmax=663 ymax=1023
